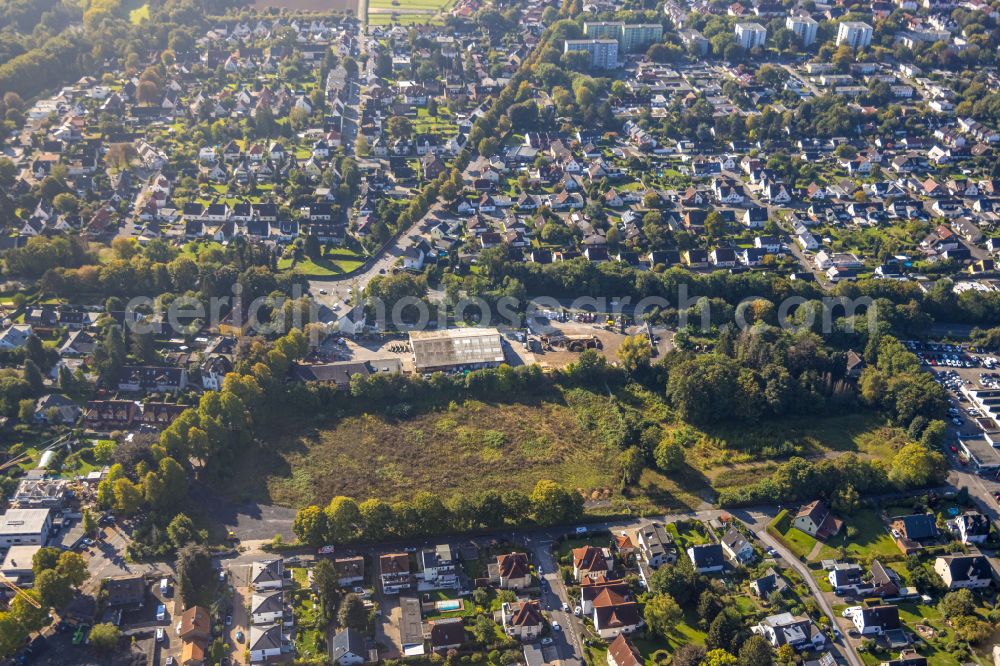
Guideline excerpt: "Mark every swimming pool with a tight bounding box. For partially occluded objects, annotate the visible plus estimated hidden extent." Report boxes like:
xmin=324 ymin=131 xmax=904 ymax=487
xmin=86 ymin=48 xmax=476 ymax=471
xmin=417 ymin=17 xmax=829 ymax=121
xmin=436 ymin=600 xmax=463 ymax=611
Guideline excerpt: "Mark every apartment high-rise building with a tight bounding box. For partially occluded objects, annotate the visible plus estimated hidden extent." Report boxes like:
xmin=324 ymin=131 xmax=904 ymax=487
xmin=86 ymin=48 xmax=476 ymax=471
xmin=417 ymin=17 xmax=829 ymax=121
xmin=583 ymin=22 xmax=664 ymax=53
xmin=836 ymin=21 xmax=873 ymax=48
xmin=734 ymin=22 xmax=768 ymax=49
xmin=564 ymin=39 xmax=619 ymax=69
xmin=785 ymin=15 xmax=818 ymax=47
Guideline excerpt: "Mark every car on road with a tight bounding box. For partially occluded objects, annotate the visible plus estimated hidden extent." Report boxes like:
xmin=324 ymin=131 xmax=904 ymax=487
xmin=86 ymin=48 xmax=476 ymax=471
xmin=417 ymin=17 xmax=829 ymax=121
xmin=165 ymin=658 xmax=174 ymax=666
xmin=541 ymin=638 xmax=554 ymax=646
xmin=552 ymin=623 xmax=561 ymax=632
xmin=236 ymin=631 xmax=244 ymax=643
xmin=225 ymin=616 xmax=232 ymax=626
xmin=562 ymin=603 xmax=569 ymax=612
xmin=574 ymin=526 xmax=588 ymax=535
xmin=952 ymin=418 xmax=964 ymax=426
xmin=156 ymin=628 xmax=164 ymax=643
xmin=318 ymin=289 xmax=328 ymax=295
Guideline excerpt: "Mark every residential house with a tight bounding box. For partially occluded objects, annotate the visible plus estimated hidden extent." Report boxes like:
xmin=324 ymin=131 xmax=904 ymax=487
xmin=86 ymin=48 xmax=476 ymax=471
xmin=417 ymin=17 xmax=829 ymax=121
xmin=420 ymin=544 xmax=458 ymax=589
xmin=636 ymin=524 xmax=676 ymax=568
xmin=333 ymin=556 xmax=365 ymax=586
xmin=430 ymin=618 xmax=466 ymax=652
xmin=753 ymin=612 xmax=827 ymax=651
xmin=573 ymin=545 xmax=613 ymax=581
xmin=793 ymin=501 xmax=842 ymax=539
xmin=331 ymin=628 xmax=367 ymax=666
xmin=502 ymin=600 xmax=544 ymax=641
xmin=934 ymin=555 xmax=992 ymax=589
xmin=955 ymin=512 xmax=990 ymax=544
xmin=117 ymin=366 xmax=188 ymax=393
xmin=380 ymin=553 xmax=412 ymax=594
xmin=496 ymin=553 xmax=532 ymax=590
xmin=606 ymin=635 xmax=642 ymax=666
xmin=251 ymin=591 xmax=285 ymax=626
xmin=581 ymin=579 xmax=631 ymax=615
xmin=686 ymin=544 xmax=725 ymax=574
xmin=828 ymin=562 xmax=864 ymax=593
xmin=178 ymin=606 xmax=212 ymax=643
xmin=720 ymin=527 xmax=755 ymax=565
xmin=594 ymin=599 xmax=643 ymax=639
xmin=248 ymin=624 xmax=285 ymax=663
xmin=105 ymin=574 xmax=146 ymax=609
xmin=338 ymin=305 xmax=367 ymax=336
xmin=0 ymin=325 xmax=33 ymax=350
xmin=891 ymin=514 xmax=938 ymax=554
xmin=853 ymin=604 xmax=901 ymax=636
xmin=251 ymin=559 xmax=284 ymax=591
xmin=870 ymin=559 xmax=904 ymax=598
xmin=750 ymin=568 xmax=788 ymax=597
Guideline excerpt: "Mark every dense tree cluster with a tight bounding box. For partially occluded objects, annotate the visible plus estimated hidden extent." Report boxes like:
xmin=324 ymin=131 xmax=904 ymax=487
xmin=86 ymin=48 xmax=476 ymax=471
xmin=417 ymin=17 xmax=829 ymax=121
xmin=292 ymin=479 xmax=581 ymax=546
xmin=0 ymin=550 xmax=88 ymax=658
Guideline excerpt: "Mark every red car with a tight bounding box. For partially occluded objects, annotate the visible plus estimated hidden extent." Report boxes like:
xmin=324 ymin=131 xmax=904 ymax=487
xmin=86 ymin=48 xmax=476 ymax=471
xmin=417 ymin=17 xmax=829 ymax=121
xmin=950 ymin=445 xmax=958 ymax=453
xmin=994 ymin=492 xmax=1000 ymax=504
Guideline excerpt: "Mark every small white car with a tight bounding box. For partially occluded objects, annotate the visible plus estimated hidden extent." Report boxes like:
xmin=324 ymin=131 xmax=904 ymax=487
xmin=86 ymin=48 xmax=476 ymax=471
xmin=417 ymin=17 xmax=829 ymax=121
xmin=552 ymin=623 xmax=561 ymax=632
xmin=562 ymin=603 xmax=569 ymax=612
xmin=574 ymin=606 xmax=582 ymax=616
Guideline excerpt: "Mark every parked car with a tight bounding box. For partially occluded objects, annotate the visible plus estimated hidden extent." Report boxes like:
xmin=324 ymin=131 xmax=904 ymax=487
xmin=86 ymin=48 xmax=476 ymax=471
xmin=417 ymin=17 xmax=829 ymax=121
xmin=541 ymin=638 xmax=553 ymax=646
xmin=156 ymin=628 xmax=164 ymax=643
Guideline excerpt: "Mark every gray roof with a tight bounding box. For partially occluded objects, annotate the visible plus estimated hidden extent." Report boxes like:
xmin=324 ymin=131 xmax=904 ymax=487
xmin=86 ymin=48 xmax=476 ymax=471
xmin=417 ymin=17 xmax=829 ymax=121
xmin=0 ymin=508 xmax=50 ymax=536
xmin=249 ymin=623 xmax=282 ymax=651
xmin=331 ymin=628 xmax=366 ymax=662
xmin=251 ymin=590 xmax=283 ymax=615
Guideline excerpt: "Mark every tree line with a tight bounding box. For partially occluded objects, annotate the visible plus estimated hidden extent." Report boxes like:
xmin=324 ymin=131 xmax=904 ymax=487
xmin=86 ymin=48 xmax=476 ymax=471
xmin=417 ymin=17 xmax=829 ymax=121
xmin=292 ymin=479 xmax=583 ymax=546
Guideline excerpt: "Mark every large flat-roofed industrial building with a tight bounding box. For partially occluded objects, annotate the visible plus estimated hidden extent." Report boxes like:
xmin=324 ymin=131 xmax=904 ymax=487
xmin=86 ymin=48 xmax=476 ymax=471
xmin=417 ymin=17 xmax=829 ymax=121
xmin=409 ymin=328 xmax=506 ymax=373
xmin=0 ymin=508 xmax=52 ymax=547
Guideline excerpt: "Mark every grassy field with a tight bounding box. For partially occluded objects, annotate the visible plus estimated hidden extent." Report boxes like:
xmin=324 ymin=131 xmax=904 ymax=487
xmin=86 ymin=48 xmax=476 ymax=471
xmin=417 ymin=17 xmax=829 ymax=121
xmin=264 ymin=393 xmax=627 ymax=507
xmin=768 ymin=510 xmax=821 ymax=560
xmin=819 ymin=509 xmax=898 ymax=560
xmin=277 ymin=249 xmax=366 ymax=276
xmin=228 ymin=382 xmax=912 ymax=518
xmin=367 ymin=0 xmax=455 ymax=24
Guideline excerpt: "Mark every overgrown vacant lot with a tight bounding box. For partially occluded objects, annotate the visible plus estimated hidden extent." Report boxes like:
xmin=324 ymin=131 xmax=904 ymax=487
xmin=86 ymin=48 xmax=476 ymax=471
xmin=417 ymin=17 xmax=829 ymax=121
xmin=248 ymin=385 xmax=905 ymax=514
xmin=266 ymin=393 xmax=623 ymax=507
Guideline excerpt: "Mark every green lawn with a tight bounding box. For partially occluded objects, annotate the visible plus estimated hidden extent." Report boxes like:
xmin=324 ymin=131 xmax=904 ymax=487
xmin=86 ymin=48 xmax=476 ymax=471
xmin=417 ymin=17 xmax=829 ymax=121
xmin=278 ymin=249 xmax=366 ymax=276
xmin=820 ymin=509 xmax=898 ymax=560
xmin=631 ymin=611 xmax=707 ymax=659
xmin=768 ymin=510 xmax=820 ymax=560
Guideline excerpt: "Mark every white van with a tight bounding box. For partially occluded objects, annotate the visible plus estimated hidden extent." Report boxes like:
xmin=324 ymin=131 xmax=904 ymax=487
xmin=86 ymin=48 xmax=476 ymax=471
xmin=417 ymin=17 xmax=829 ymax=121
xmin=159 ymin=578 xmax=169 ymax=595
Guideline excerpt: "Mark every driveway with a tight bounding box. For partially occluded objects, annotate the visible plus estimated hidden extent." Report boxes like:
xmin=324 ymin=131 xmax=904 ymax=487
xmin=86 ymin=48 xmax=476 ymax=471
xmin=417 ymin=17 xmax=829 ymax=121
xmin=228 ymin=563 xmax=250 ymax=664
xmin=376 ymin=596 xmax=403 ymax=659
